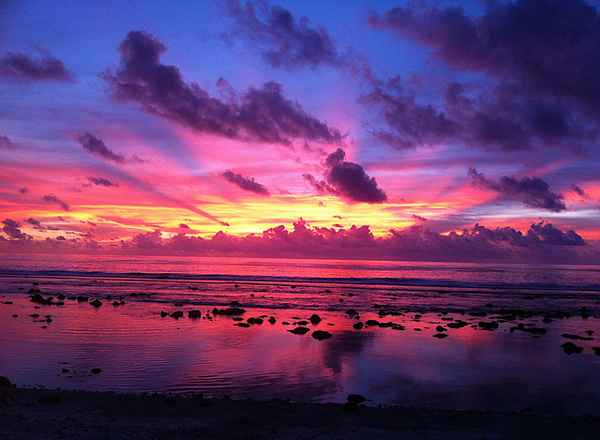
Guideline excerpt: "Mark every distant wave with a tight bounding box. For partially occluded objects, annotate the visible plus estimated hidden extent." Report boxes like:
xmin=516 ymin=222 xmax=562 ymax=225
xmin=1 ymin=268 xmax=600 ymax=293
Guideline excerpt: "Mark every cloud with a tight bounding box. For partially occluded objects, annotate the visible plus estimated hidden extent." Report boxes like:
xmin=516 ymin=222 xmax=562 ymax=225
xmin=224 ymin=0 xmax=340 ymax=69
xmin=469 ymin=168 xmax=566 ymax=212
xmin=25 ymin=217 xmax=42 ymax=228
xmin=103 ymin=31 xmax=342 ymax=146
xmin=78 ymin=133 xmax=125 ymax=163
xmin=302 ymin=173 xmax=338 ymax=195
xmin=0 ymin=52 xmax=72 ymax=81
xmin=87 ymin=176 xmax=119 ymax=187
xmin=0 ymin=135 xmax=14 ymax=149
xmin=42 ymin=194 xmax=70 ymax=211
xmin=321 ymin=148 xmax=387 ymax=203
xmin=18 ymin=187 xmax=28 ymax=194
xmin=367 ymin=1 xmax=600 ymax=152
xmin=223 ymin=170 xmax=270 ymax=196
xmin=572 ymin=185 xmax=588 ymax=198
xmin=1 ymin=219 xmax=31 ymax=240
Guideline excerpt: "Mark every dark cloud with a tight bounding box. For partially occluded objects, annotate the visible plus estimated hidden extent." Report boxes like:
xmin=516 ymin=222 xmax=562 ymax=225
xmin=368 ymin=0 xmax=600 ymax=152
xmin=302 ymin=173 xmax=338 ymax=195
xmin=225 ymin=0 xmax=340 ymax=69
xmin=78 ymin=133 xmax=125 ymax=163
xmin=572 ymin=185 xmax=588 ymax=198
xmin=222 ymin=170 xmax=270 ymax=196
xmin=0 ymin=52 xmax=72 ymax=81
xmin=0 ymin=135 xmax=14 ymax=149
xmin=25 ymin=218 xmax=42 ymax=228
xmin=1 ymin=219 xmax=31 ymax=240
xmin=18 ymin=187 xmax=28 ymax=194
xmin=469 ymin=168 xmax=566 ymax=212
xmin=42 ymin=194 xmax=70 ymax=211
xmin=323 ymin=149 xmax=387 ymax=203
xmin=88 ymin=176 xmax=119 ymax=187
xmin=103 ymin=31 xmax=342 ymax=146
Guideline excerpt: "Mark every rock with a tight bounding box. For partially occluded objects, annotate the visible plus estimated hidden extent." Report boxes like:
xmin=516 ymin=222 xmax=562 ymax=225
xmin=296 ymin=320 xmax=309 ymax=326
xmin=347 ymin=394 xmax=367 ymax=405
xmin=212 ymin=307 xmax=246 ymax=316
xmin=268 ymin=316 xmax=276 ymax=324
xmin=30 ymin=293 xmax=52 ymax=306
xmin=89 ymin=299 xmax=102 ymax=308
xmin=56 ymin=294 xmax=66 ymax=300
xmin=61 ymin=368 xmax=70 ymax=373
xmin=366 ymin=320 xmax=380 ymax=326
xmin=3 ymin=301 xmax=13 ymax=305
xmin=160 ymin=311 xmax=168 ymax=318
xmin=391 ymin=324 xmax=405 ymax=331
xmin=232 ymin=316 xmax=244 ymax=321
xmin=561 ymin=342 xmax=583 ymax=355
xmin=436 ymin=326 xmax=447 ymax=332
xmin=346 ymin=309 xmax=359 ymax=318
xmin=0 ymin=376 xmax=12 ymax=387
xmin=312 ymin=330 xmax=332 ymax=340
xmin=433 ymin=333 xmax=448 ymax=339
xmin=188 ymin=310 xmax=202 ymax=319
xmin=112 ymin=301 xmax=121 ymax=307
xmin=235 ymin=323 xmax=251 ymax=328
xmin=353 ymin=322 xmax=364 ymax=330
xmin=478 ymin=321 xmax=499 ymax=331
xmin=12 ymin=314 xmax=18 ymax=318
xmin=170 ymin=311 xmax=184 ymax=319
xmin=510 ymin=323 xmax=547 ymax=335
xmin=593 ymin=347 xmax=600 ymax=356
xmin=90 ymin=368 xmax=103 ymax=375
xmin=447 ymin=320 xmax=468 ymax=329
xmin=585 ymin=330 xmax=594 ymax=336
xmin=309 ymin=314 xmax=322 ymax=325
xmin=247 ymin=317 xmax=263 ymax=325
xmin=561 ymin=333 xmax=594 ymax=341
xmin=289 ymin=326 xmax=310 ymax=335
xmin=76 ymin=296 xmax=89 ymax=303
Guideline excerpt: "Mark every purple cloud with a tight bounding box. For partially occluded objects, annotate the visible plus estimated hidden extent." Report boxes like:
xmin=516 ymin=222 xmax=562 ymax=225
xmin=103 ymin=31 xmax=342 ymax=146
xmin=78 ymin=133 xmax=125 ymax=163
xmin=469 ymin=168 xmax=566 ymax=212
xmin=42 ymin=194 xmax=70 ymax=211
xmin=1 ymin=219 xmax=31 ymax=240
xmin=225 ymin=0 xmax=340 ymax=69
xmin=0 ymin=52 xmax=72 ymax=81
xmin=323 ymin=149 xmax=387 ymax=203
xmin=223 ymin=170 xmax=270 ymax=196
xmin=87 ymin=176 xmax=119 ymax=187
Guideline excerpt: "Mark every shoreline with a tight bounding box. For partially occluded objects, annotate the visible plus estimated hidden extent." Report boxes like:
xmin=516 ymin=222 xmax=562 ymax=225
xmin=1 ymin=386 xmax=600 ymax=439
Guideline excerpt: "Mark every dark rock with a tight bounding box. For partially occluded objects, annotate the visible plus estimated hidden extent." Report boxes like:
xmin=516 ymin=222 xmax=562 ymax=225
xmin=76 ymin=296 xmax=89 ymax=303
xmin=247 ymin=317 xmax=263 ymax=325
xmin=12 ymin=314 xmax=17 ymax=318
xmin=478 ymin=321 xmax=499 ymax=331
xmin=561 ymin=342 xmax=583 ymax=355
xmin=436 ymin=326 xmax=447 ymax=332
xmin=170 ymin=311 xmax=184 ymax=319
xmin=0 ymin=376 xmax=12 ymax=387
xmin=56 ymin=294 xmax=66 ymax=300
xmin=3 ymin=301 xmax=13 ymax=305
xmin=468 ymin=311 xmax=487 ymax=317
xmin=312 ymin=330 xmax=332 ymax=340
xmin=212 ymin=307 xmax=246 ymax=316
xmin=289 ymin=326 xmax=310 ymax=335
xmin=447 ymin=320 xmax=468 ymax=329
xmin=353 ymin=322 xmax=364 ymax=330
xmin=235 ymin=323 xmax=251 ymax=328
xmin=562 ymin=333 xmax=594 ymax=341
xmin=90 ymin=368 xmax=103 ymax=374
xmin=30 ymin=293 xmax=52 ymax=306
xmin=188 ymin=310 xmax=202 ymax=319
xmin=347 ymin=394 xmax=367 ymax=405
xmin=433 ymin=333 xmax=448 ymax=339
xmin=309 ymin=314 xmax=322 ymax=325
xmin=296 ymin=320 xmax=309 ymax=326
xmin=346 ymin=309 xmax=359 ymax=318
xmin=593 ymin=347 xmax=600 ymax=356
xmin=232 ymin=316 xmax=244 ymax=321
xmin=391 ymin=324 xmax=405 ymax=331
xmin=268 ymin=316 xmax=276 ymax=324
xmin=366 ymin=320 xmax=380 ymax=326
xmin=160 ymin=311 xmax=168 ymax=318
xmin=510 ymin=323 xmax=547 ymax=335
xmin=89 ymin=299 xmax=102 ymax=308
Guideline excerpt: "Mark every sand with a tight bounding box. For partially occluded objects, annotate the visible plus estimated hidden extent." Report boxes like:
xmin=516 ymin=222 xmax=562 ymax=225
xmin=1 ymin=386 xmax=599 ymax=439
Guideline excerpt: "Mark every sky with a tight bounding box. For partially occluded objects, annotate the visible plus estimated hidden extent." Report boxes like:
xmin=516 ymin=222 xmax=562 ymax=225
xmin=1 ymin=0 xmax=600 ymax=262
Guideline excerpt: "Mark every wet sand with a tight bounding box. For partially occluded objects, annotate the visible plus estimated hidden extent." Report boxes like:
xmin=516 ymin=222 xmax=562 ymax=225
xmin=1 ymin=386 xmax=600 ymax=439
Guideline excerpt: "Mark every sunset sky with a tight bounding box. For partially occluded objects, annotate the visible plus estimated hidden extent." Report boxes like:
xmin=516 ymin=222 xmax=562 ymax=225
xmin=2 ymin=0 xmax=600 ymax=261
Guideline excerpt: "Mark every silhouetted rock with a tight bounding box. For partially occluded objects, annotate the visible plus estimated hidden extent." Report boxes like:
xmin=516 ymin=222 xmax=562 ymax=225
xmin=436 ymin=326 xmax=447 ymax=332
xmin=235 ymin=323 xmax=251 ymax=328
xmin=593 ymin=347 xmax=600 ymax=356
xmin=346 ymin=309 xmax=359 ymax=318
xmin=391 ymin=324 xmax=405 ymax=330
xmin=268 ymin=316 xmax=276 ymax=324
xmin=309 ymin=314 xmax=322 ymax=325
xmin=56 ymin=294 xmax=66 ymax=300
xmin=447 ymin=320 xmax=468 ymax=329
xmin=90 ymin=368 xmax=102 ymax=375
xmin=170 ymin=311 xmax=184 ymax=319
xmin=510 ymin=323 xmax=547 ymax=335
xmin=0 ymin=376 xmax=12 ymax=387
xmin=312 ymin=330 xmax=332 ymax=340
xmin=160 ymin=311 xmax=168 ymax=318
xmin=30 ymin=294 xmax=52 ymax=306
xmin=247 ymin=317 xmax=263 ymax=325
xmin=289 ymin=326 xmax=310 ymax=335
xmin=433 ymin=333 xmax=448 ymax=339
xmin=561 ymin=342 xmax=583 ymax=355
xmin=353 ymin=322 xmax=364 ymax=330
xmin=76 ymin=296 xmax=89 ymax=303
xmin=366 ymin=320 xmax=380 ymax=326
xmin=212 ymin=307 xmax=246 ymax=316
xmin=478 ymin=321 xmax=499 ymax=331
xmin=89 ymin=299 xmax=102 ymax=308
xmin=562 ymin=333 xmax=594 ymax=341
xmin=347 ymin=394 xmax=366 ymax=405
xmin=188 ymin=310 xmax=201 ymax=319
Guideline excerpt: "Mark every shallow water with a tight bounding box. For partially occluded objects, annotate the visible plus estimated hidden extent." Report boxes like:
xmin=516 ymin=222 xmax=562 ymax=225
xmin=1 ymin=254 xmax=600 ymax=414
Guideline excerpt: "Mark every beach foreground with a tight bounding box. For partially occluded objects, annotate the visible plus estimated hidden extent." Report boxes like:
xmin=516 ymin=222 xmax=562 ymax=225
xmin=1 ymin=386 xmax=599 ymax=439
